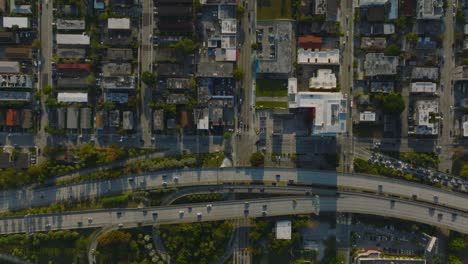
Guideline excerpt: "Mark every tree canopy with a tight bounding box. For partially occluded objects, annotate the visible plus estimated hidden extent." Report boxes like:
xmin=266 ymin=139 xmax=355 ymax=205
xmin=169 ymin=38 xmax=198 ymax=54
xmin=375 ymin=92 xmax=405 ymax=114
xmin=141 ymin=71 xmax=157 ymax=85
xmin=250 ymin=152 xmax=265 ymax=167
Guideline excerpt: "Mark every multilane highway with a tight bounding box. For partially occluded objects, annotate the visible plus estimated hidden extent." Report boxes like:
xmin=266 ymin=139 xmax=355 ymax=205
xmin=1 ymin=190 xmax=467 ymax=235
xmin=1 ymin=168 xmax=467 ymax=213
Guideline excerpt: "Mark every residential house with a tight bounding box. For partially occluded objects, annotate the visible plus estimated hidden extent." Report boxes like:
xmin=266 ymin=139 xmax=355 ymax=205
xmin=364 ymin=53 xmax=398 ymax=76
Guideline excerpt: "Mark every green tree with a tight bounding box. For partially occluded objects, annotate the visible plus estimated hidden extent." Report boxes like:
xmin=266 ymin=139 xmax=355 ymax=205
xmin=395 ymin=16 xmax=407 ymax=30
xmin=43 ymin=85 xmax=53 ymax=95
xmin=236 ymin=6 xmax=245 ymax=19
xmin=250 ymin=152 xmax=265 ymax=167
xmin=223 ymin=132 xmax=232 ymax=139
xmin=233 ymin=67 xmax=244 ymax=81
xmin=406 ymin=32 xmax=418 ymax=44
xmin=448 ymin=255 xmax=462 ymax=264
xmin=376 ymin=92 xmax=405 ymax=114
xmin=86 ymin=73 xmax=96 ymax=86
xmin=384 ymin=44 xmax=400 ymax=56
xmin=251 ymin=43 xmax=259 ymax=50
xmin=32 ymin=39 xmax=41 ymax=49
xmin=169 ymin=38 xmax=198 ymax=54
xmin=449 ymin=237 xmax=466 ymax=253
xmin=141 ymin=71 xmax=157 ymax=85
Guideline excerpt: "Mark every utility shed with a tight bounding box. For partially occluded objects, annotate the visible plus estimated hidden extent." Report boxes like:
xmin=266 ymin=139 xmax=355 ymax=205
xmin=80 ymin=107 xmax=92 ymax=129
xmin=66 ymin=107 xmax=79 ymax=129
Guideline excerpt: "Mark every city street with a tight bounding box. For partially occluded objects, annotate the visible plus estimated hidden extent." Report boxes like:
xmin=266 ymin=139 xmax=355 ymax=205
xmin=439 ymin=0 xmax=456 ymax=173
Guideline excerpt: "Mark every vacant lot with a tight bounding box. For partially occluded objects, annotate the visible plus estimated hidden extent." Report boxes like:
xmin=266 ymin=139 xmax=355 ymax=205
xmin=257 ymin=0 xmax=292 ymax=20
xmin=256 ymin=79 xmax=288 ymax=97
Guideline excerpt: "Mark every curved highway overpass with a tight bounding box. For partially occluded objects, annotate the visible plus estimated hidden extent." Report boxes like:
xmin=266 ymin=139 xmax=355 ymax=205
xmin=0 ymin=188 xmax=468 ymax=235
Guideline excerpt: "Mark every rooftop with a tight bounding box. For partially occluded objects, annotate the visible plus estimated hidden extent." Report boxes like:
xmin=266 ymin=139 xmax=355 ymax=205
xmin=57 ymin=19 xmax=86 ymax=30
xmin=167 ymin=78 xmax=190 ymax=90
xmin=0 ymin=91 xmax=30 ymax=101
xmin=297 ymin=49 xmax=340 ymax=64
xmin=102 ymin=63 xmax=132 ymax=76
xmin=80 ymin=107 xmax=92 ymax=129
xmin=360 ymin=37 xmax=387 ymax=50
xmin=256 ymin=21 xmax=294 ymax=74
xmin=56 ymin=34 xmax=90 ymax=46
xmin=197 ymin=62 xmax=234 ymax=77
xmin=57 ymin=77 xmax=88 ymax=89
xmin=122 ymin=111 xmax=133 ymax=130
xmin=370 ymin=81 xmax=394 ymax=93
xmin=275 ymin=220 xmax=292 ymax=240
xmin=0 ymin=61 xmax=20 ymax=73
xmin=66 ymin=107 xmax=79 ymax=129
xmin=411 ymin=82 xmax=437 ymax=93
xmin=2 ymin=17 xmax=29 ymax=28
xmin=108 ymin=18 xmax=131 ymax=30
xmin=359 ymin=0 xmax=388 ymax=6
xmin=364 ymin=53 xmax=398 ymax=76
xmin=106 ymin=48 xmax=133 ymax=61
xmin=153 ymin=109 xmax=164 ymax=131
xmin=57 ymin=48 xmax=86 ymax=59
xmin=221 ymin=19 xmax=237 ymax=34
xmin=5 ymin=47 xmax=31 ymax=60
xmin=359 ymin=111 xmax=376 ymax=122
xmin=298 ymin=35 xmax=323 ymax=50
xmin=0 ymin=74 xmax=33 ymax=88
xmin=411 ymin=67 xmax=439 ymax=81
xmin=417 ymin=0 xmax=443 ymax=19
xmin=101 ymin=76 xmax=136 ymax=90
xmin=309 ymin=69 xmax=337 ymax=89
xmin=104 ymin=92 xmax=128 ymax=103
xmin=288 ymin=78 xmax=346 ymax=135
xmin=414 ymin=99 xmax=439 ymax=135
xmin=57 ymin=92 xmax=88 ymax=103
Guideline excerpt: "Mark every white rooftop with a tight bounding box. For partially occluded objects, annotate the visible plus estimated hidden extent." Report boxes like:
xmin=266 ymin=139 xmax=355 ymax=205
xmin=221 ymin=19 xmax=237 ymax=34
xmin=359 ymin=111 xmax=376 ymax=122
xmin=288 ymin=78 xmax=346 ymax=135
xmin=56 ymin=34 xmax=90 ymax=45
xmin=275 ymin=220 xmax=292 ymax=240
xmin=57 ymin=92 xmax=88 ymax=103
xmin=297 ymin=49 xmax=340 ymax=64
xmin=3 ymin=17 xmax=29 ymax=28
xmin=414 ymin=99 xmax=439 ymax=135
xmin=309 ymin=69 xmax=337 ymax=89
xmin=411 ymin=82 xmax=437 ymax=93
xmin=108 ymin=18 xmax=131 ymax=30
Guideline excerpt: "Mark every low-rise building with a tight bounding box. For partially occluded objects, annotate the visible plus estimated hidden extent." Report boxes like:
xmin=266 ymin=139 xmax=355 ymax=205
xmin=370 ymin=82 xmax=394 ymax=93
xmin=0 ymin=91 xmax=30 ymax=101
xmin=167 ymin=78 xmax=190 ymax=91
xmin=355 ymin=250 xmax=426 ymax=264
xmin=298 ymin=35 xmax=322 ymax=50
xmin=3 ymin=17 xmax=29 ymax=28
xmin=123 ymin=111 xmax=133 ymax=130
xmin=102 ymin=63 xmax=132 ymax=76
xmin=56 ymin=34 xmax=90 ymax=46
xmin=360 ymin=37 xmax=387 ymax=50
xmin=66 ymin=107 xmax=79 ymax=129
xmin=416 ymin=0 xmax=443 ymax=19
xmin=57 ymin=77 xmax=88 ymax=89
xmin=0 ymin=74 xmax=33 ymax=88
xmin=364 ymin=53 xmax=398 ymax=76
xmin=106 ymin=48 xmax=133 ymax=62
xmin=80 ymin=107 xmax=92 ymax=129
xmin=359 ymin=111 xmax=376 ymax=122
xmin=275 ymin=220 xmax=292 ymax=240
xmin=57 ymin=19 xmax=86 ymax=30
xmin=109 ymin=110 xmax=120 ymax=127
xmin=6 ymin=109 xmax=18 ymax=126
xmin=308 ymin=69 xmax=337 ymax=89
xmin=57 ymin=92 xmax=88 ymax=103
xmin=21 ymin=109 xmax=32 ymax=129
xmin=194 ymin=108 xmax=209 ymax=130
xmin=57 ymin=48 xmax=86 ymax=59
xmin=411 ymin=67 xmax=439 ymax=81
xmin=102 ymin=76 xmax=136 ymax=90
xmin=412 ymin=99 xmax=439 ymax=135
xmin=108 ymin=18 xmax=131 ymax=30
xmin=0 ymin=61 xmax=20 ymax=73
xmin=410 ymin=82 xmax=437 ymax=93
xmin=288 ymin=78 xmax=346 ymax=135
xmin=153 ymin=109 xmax=164 ymax=131
xmin=297 ymin=49 xmax=340 ymax=64
xmin=5 ymin=47 xmax=31 ymax=60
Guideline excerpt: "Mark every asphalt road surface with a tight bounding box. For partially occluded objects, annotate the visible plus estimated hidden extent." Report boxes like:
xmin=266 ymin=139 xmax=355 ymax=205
xmin=1 ymin=192 xmax=467 ymax=235
xmin=1 ymin=168 xmax=468 ymax=213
